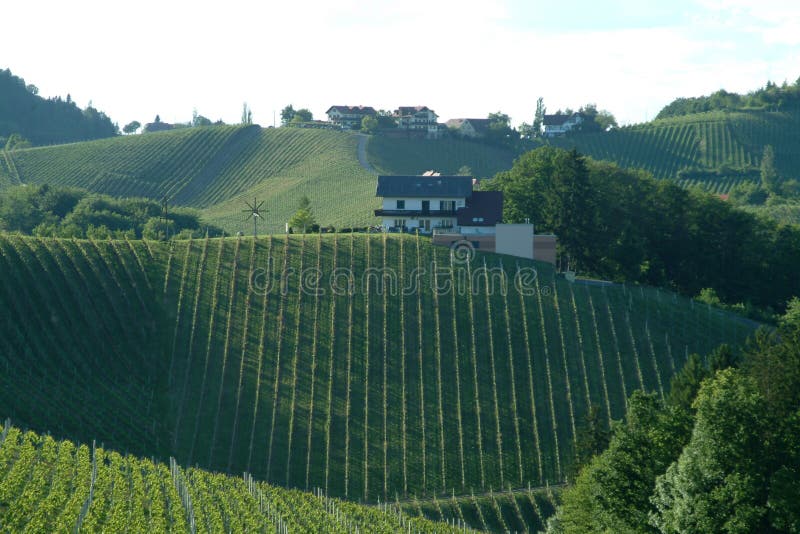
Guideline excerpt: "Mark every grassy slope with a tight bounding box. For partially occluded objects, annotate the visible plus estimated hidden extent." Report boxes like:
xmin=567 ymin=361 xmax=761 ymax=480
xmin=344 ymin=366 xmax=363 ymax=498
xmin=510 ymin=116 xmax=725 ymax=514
xmin=0 ymin=234 xmax=756 ymax=505
xmin=551 ymin=109 xmax=800 ymax=193
xmin=0 ymin=424 xmax=459 ymax=533
xmin=366 ymin=135 xmax=518 ymax=179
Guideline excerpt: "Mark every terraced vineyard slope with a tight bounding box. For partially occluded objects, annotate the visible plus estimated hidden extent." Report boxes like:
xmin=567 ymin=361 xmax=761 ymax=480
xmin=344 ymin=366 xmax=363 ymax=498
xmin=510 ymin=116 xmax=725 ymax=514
xmin=4 ymin=126 xmax=378 ymax=234
xmin=0 ymin=422 xmax=463 ymax=533
xmin=551 ymin=109 xmax=800 ymax=193
xmin=0 ymin=234 xmax=757 ymax=507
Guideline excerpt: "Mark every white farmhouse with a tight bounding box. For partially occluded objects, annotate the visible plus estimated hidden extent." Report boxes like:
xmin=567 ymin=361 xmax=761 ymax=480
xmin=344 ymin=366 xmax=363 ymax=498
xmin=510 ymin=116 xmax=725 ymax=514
xmin=325 ymin=105 xmax=377 ymax=130
xmin=374 ymin=174 xmax=502 ymax=234
xmin=542 ymin=113 xmax=583 ymax=137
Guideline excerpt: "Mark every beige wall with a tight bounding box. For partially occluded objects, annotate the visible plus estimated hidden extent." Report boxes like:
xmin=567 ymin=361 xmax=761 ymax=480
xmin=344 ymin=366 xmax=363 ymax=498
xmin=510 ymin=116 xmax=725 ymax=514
xmin=496 ymin=224 xmax=534 ymax=259
xmin=432 ymin=228 xmax=558 ymax=265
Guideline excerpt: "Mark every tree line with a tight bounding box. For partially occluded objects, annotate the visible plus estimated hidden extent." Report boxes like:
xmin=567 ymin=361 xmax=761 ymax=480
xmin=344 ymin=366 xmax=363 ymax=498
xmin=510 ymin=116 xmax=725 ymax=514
xmin=0 ymin=184 xmax=218 ymax=239
xmin=484 ymin=146 xmax=800 ymax=315
xmin=657 ymin=77 xmax=800 ymax=119
xmin=0 ymin=69 xmax=117 ymax=146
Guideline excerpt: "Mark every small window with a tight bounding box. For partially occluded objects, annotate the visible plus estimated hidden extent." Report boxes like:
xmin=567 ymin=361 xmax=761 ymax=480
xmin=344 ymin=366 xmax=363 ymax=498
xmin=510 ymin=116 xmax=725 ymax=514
xmin=396 ymin=200 xmax=405 ymax=209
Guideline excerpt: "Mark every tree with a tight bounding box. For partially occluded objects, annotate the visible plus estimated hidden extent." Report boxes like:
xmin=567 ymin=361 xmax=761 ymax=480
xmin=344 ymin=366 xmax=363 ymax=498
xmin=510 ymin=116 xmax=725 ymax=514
xmin=241 ymin=102 xmax=253 ymax=125
xmin=575 ymin=104 xmax=617 ymax=133
xmin=549 ymin=392 xmax=692 ymax=533
xmin=288 ymin=196 xmax=316 ymax=232
xmin=761 ymin=145 xmax=780 ymax=194
xmin=532 ymin=97 xmax=545 ymax=137
xmin=651 ymin=369 xmax=771 ymax=533
xmin=294 ymin=108 xmax=313 ymax=122
xmin=360 ymin=115 xmax=378 ymax=133
xmin=122 ymin=121 xmax=141 ymax=134
xmin=280 ymin=104 xmax=296 ymax=126
xmin=456 ymin=165 xmax=472 ymax=176
xmin=4 ymin=133 xmax=32 ymax=150
xmin=192 ymin=109 xmax=212 ymax=127
xmin=486 ymin=111 xmax=517 ymax=148
xmin=570 ymin=404 xmax=609 ymax=480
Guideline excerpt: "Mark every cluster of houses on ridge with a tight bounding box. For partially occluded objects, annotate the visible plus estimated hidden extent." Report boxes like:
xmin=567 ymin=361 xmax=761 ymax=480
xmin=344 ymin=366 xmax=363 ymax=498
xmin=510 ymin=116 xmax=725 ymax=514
xmin=375 ymin=171 xmax=557 ymax=264
xmin=323 ymin=105 xmax=582 ymax=139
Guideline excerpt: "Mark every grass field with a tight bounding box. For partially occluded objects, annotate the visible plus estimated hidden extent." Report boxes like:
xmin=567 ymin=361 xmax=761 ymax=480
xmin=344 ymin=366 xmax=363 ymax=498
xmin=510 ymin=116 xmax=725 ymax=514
xmin=0 ymin=422 xmax=462 ymax=533
xmin=551 ymin=109 xmax=800 ymax=193
xmin=0 ymin=234 xmax=757 ymax=508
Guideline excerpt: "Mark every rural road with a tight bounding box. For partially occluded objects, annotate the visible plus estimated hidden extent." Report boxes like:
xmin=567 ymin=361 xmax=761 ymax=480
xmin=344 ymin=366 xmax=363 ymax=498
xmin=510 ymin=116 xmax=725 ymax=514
xmin=355 ymin=133 xmax=377 ymax=174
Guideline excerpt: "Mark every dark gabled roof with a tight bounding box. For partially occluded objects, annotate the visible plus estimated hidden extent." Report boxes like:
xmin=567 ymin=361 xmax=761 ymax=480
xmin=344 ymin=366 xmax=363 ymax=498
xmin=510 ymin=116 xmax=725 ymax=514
xmin=543 ymin=113 xmax=578 ymax=126
xmin=376 ymin=175 xmax=474 ymax=198
xmin=395 ymin=106 xmax=436 ymax=116
xmin=325 ymin=105 xmax=377 ymax=115
xmin=456 ymin=191 xmax=504 ymax=226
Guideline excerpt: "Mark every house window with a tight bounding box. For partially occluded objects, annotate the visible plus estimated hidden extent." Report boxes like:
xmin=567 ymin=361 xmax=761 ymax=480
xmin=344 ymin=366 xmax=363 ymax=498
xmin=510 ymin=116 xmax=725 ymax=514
xmin=472 ymin=217 xmax=484 ymax=223
xmin=440 ymin=200 xmax=455 ymax=212
xmin=396 ymin=200 xmax=405 ymax=209
xmin=393 ymin=219 xmax=406 ymax=228
xmin=440 ymin=219 xmax=453 ymax=228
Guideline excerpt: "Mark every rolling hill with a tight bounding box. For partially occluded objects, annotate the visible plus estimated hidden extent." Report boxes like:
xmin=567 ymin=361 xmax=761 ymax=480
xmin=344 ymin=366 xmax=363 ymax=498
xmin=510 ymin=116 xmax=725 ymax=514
xmin=0 ymin=233 xmax=756 ymax=510
xmin=550 ymin=108 xmax=800 ymax=193
xmin=0 ymin=422 xmax=462 ymax=533
xmin=0 ymin=126 xmax=380 ymax=234
xmin=0 ymin=126 xmax=524 ymax=235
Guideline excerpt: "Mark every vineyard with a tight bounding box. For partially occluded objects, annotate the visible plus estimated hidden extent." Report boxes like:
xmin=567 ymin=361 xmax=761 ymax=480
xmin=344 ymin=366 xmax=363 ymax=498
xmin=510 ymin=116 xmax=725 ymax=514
xmin=551 ymin=109 xmax=800 ymax=193
xmin=400 ymin=485 xmax=560 ymax=533
xmin=0 ymin=234 xmax=757 ymax=517
xmin=0 ymin=422 xmax=464 ymax=533
xmin=366 ymin=136 xmax=518 ymax=179
xmin=4 ymin=126 xmax=379 ymax=234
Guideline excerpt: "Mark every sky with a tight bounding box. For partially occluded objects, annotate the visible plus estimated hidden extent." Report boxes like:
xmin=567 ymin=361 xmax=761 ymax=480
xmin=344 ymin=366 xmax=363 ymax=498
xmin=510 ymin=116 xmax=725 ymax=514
xmin=4 ymin=0 xmax=800 ymax=128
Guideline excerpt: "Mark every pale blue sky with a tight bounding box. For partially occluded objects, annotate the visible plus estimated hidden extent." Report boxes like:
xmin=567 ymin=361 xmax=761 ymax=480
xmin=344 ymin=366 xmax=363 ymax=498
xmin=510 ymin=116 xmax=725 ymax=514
xmin=3 ymin=0 xmax=799 ymax=128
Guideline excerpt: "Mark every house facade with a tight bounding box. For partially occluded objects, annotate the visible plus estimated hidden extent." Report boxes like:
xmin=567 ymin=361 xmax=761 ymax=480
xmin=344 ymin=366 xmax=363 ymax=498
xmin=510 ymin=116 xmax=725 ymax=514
xmin=542 ymin=113 xmax=583 ymax=137
xmin=394 ymin=106 xmax=438 ymax=130
xmin=325 ymin=105 xmax=377 ymax=129
xmin=375 ymin=175 xmax=502 ymax=233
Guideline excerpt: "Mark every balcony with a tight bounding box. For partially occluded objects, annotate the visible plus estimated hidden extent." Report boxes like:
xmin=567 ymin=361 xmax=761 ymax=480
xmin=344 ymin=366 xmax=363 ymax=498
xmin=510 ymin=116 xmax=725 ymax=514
xmin=374 ymin=209 xmax=458 ymax=217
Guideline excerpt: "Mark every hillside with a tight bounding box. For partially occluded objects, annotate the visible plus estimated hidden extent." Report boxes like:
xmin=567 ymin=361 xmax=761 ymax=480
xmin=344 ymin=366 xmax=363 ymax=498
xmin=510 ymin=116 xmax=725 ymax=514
xmin=0 ymin=126 xmax=527 ymax=234
xmin=1 ymin=126 xmax=379 ymax=233
xmin=0 ymin=422 xmax=461 ymax=533
xmin=0 ymin=234 xmax=756 ymax=506
xmin=550 ymin=109 xmax=800 ymax=193
xmin=367 ymin=136 xmax=518 ymax=179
